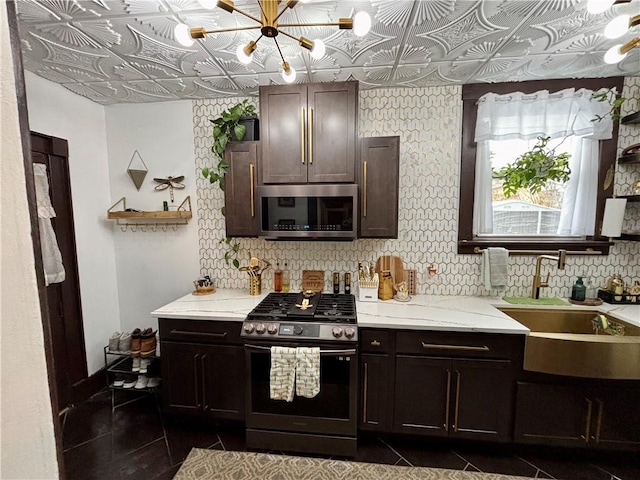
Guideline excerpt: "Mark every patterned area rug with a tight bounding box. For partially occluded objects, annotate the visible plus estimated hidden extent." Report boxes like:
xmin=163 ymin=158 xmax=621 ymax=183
xmin=173 ymin=448 xmax=537 ymax=480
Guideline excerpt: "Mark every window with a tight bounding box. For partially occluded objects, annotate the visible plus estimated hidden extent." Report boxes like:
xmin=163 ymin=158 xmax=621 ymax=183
xmin=458 ymin=78 xmax=623 ymax=255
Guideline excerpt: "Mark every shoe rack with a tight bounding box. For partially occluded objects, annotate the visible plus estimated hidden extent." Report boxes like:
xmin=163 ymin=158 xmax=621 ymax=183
xmin=103 ymin=346 xmax=161 ymax=411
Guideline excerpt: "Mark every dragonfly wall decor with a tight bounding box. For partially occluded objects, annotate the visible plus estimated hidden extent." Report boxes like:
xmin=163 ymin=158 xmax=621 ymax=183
xmin=153 ymin=175 xmax=185 ymax=203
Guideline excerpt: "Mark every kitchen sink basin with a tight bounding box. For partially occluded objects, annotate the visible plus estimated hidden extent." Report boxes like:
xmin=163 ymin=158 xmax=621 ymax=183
xmin=498 ymin=308 xmax=640 ymax=380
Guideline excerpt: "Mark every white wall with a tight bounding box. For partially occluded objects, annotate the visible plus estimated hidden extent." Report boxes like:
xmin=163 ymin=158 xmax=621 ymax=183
xmin=105 ymin=101 xmax=199 ymax=333
xmin=1 ymin=4 xmax=58 ymax=477
xmin=24 ymin=71 xmax=120 ymax=374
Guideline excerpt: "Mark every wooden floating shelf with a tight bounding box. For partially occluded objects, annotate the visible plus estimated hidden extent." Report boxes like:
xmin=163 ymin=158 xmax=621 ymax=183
xmin=619 ymin=194 xmax=640 ymax=203
xmin=621 ymin=232 xmax=640 ymax=241
xmin=107 ymin=196 xmax=192 ymax=230
xmin=618 ymin=153 xmax=640 ymax=164
xmin=621 ymin=111 xmax=640 ymax=125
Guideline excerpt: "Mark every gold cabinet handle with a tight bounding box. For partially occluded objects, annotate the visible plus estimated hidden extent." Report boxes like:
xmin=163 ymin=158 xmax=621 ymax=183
xmin=194 ymin=354 xmax=201 ymax=409
xmin=444 ymin=369 xmax=452 ymax=432
xmin=201 ymin=354 xmax=207 ymax=411
xmin=301 ymin=107 xmax=306 ymax=164
xmin=363 ymin=362 xmax=368 ymax=424
xmin=370 ymin=340 xmax=381 ymax=347
xmin=583 ymin=398 xmax=593 ymax=443
xmin=421 ymin=342 xmax=489 ymax=352
xmin=453 ymin=370 xmax=461 ymax=432
xmin=363 ymin=161 xmax=368 ymax=217
xmin=308 ymin=107 xmax=313 ymax=164
xmin=594 ymin=399 xmax=604 ymax=443
xmin=249 ymin=163 xmax=255 ymax=217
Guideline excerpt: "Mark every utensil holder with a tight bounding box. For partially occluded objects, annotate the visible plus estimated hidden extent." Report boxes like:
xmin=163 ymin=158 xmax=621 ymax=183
xmin=358 ymin=274 xmax=379 ymax=302
xmin=249 ymin=274 xmax=262 ymax=296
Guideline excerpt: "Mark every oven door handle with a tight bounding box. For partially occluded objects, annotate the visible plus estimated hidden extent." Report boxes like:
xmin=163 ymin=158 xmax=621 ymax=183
xmin=244 ymin=344 xmax=356 ymax=356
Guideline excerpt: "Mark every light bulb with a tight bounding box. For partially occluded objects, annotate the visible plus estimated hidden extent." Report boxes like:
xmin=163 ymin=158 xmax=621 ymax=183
xmin=353 ymin=11 xmax=371 ymax=36
xmin=605 ymin=15 xmax=630 ymax=39
xmin=587 ymin=0 xmax=615 ymax=14
xmin=604 ymin=44 xmax=627 ymax=64
xmin=236 ymin=43 xmax=254 ymax=64
xmin=310 ymin=39 xmax=326 ymax=60
xmin=281 ymin=64 xmax=296 ymax=83
xmin=174 ymin=23 xmax=194 ymax=47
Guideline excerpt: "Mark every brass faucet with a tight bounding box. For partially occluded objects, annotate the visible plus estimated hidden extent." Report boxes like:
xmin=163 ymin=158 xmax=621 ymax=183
xmin=531 ymin=249 xmax=567 ymax=299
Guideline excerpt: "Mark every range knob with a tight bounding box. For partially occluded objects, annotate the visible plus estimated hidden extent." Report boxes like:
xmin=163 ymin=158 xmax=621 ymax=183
xmin=243 ymin=323 xmax=255 ymax=334
xmin=332 ymin=327 xmax=344 ymax=338
xmin=344 ymin=327 xmax=356 ymax=339
xmin=267 ymin=323 xmax=278 ymax=335
xmin=255 ymin=323 xmax=266 ymax=334
xmin=293 ymin=325 xmax=304 ymax=335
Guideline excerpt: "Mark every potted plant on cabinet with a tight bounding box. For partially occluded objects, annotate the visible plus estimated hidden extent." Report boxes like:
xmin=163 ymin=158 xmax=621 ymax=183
xmin=201 ymin=99 xmax=258 ymax=191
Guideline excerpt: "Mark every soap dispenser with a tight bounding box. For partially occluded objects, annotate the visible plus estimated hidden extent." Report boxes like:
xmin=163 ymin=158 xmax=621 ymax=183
xmin=571 ymin=276 xmax=586 ymax=302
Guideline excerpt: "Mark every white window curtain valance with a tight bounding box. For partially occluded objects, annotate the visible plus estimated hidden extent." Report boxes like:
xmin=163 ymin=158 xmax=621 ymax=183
xmin=473 ymin=87 xmax=615 ymax=237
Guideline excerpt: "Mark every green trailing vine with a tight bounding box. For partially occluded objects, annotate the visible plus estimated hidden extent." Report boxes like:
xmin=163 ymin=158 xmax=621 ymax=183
xmin=201 ymin=99 xmax=257 ymax=191
xmin=220 ymin=237 xmax=244 ymax=269
xmin=492 ymin=136 xmax=571 ymax=198
xmin=591 ymin=88 xmax=625 ymax=123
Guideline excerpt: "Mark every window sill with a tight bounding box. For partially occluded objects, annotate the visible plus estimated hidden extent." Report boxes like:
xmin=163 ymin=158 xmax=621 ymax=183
xmin=458 ymin=239 xmax=612 ymax=255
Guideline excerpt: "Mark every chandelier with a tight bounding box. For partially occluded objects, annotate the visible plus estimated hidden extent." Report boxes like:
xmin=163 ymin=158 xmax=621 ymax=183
xmin=174 ymin=0 xmax=371 ymax=83
xmin=587 ymin=0 xmax=639 ymax=64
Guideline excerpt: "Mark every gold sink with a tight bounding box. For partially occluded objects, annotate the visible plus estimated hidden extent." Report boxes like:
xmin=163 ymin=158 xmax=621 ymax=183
xmin=498 ymin=308 xmax=640 ymax=380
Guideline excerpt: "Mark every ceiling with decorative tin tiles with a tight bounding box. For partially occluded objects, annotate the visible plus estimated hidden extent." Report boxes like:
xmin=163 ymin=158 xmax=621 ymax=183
xmin=15 ymin=0 xmax=640 ymax=105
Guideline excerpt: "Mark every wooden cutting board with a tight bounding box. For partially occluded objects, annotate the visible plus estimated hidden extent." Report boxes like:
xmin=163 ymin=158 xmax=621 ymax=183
xmin=302 ymin=270 xmax=325 ymax=292
xmin=376 ymin=256 xmax=404 ymax=286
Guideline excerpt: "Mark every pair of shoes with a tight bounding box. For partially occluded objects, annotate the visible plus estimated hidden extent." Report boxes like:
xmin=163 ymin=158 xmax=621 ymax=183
xmin=122 ymin=374 xmax=138 ymax=389
xmin=108 ymin=331 xmax=132 ymax=354
xmin=140 ymin=328 xmax=157 ymax=357
xmin=131 ymin=358 xmax=151 ymax=373
xmin=113 ymin=373 xmax=126 ymax=387
xmin=134 ymin=375 xmax=161 ymax=389
xmin=147 ymin=377 xmax=161 ymax=389
xmin=130 ymin=328 xmax=142 ymax=356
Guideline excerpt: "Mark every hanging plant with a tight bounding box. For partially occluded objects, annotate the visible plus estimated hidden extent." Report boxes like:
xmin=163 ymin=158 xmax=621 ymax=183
xmin=201 ymin=99 xmax=257 ymax=191
xmin=591 ymin=88 xmax=626 ymax=123
xmin=492 ymin=136 xmax=571 ymax=198
xmin=220 ymin=237 xmax=244 ymax=269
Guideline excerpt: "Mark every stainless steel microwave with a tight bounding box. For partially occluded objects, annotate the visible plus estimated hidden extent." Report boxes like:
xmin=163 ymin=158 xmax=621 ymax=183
xmin=258 ymin=184 xmax=358 ymax=240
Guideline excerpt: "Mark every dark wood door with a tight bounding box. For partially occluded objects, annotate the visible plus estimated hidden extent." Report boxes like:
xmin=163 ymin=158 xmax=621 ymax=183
xmin=358 ymin=136 xmax=399 ymax=238
xmin=394 ymin=356 xmax=449 ymax=436
xmin=224 ymin=141 xmax=260 ymax=237
xmin=592 ymin=387 xmax=640 ymax=449
xmin=307 ymin=81 xmax=357 ymax=183
xmin=201 ymin=344 xmax=245 ymax=420
xmin=360 ymin=353 xmax=391 ymax=431
xmin=514 ymin=382 xmax=588 ymax=447
xmin=160 ymin=341 xmax=201 ymax=413
xmin=452 ymin=358 xmax=512 ymax=442
xmin=259 ymin=84 xmax=307 ymax=184
xmin=31 ymin=132 xmax=87 ymax=412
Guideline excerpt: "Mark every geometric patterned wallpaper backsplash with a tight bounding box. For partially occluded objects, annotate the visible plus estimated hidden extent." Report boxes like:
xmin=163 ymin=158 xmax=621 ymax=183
xmin=194 ymin=77 xmax=640 ymax=298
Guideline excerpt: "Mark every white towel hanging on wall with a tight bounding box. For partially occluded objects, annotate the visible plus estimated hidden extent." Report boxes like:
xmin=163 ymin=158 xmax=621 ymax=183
xmin=33 ymin=163 xmax=65 ymax=286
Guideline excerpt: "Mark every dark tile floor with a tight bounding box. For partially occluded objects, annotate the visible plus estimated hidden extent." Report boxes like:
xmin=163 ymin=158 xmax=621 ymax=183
xmin=61 ymin=389 xmax=640 ymax=480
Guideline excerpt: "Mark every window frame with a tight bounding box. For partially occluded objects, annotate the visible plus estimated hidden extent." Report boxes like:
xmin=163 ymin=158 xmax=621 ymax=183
xmin=458 ymin=77 xmax=624 ymax=255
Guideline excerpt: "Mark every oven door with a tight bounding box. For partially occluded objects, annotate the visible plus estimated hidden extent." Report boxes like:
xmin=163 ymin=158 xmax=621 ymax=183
xmin=244 ymin=343 xmax=357 ymax=436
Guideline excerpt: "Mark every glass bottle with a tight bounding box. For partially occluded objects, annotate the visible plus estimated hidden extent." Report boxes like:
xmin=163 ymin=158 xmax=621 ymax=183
xmin=281 ymin=262 xmax=290 ymax=293
xmin=571 ymin=276 xmax=586 ymax=302
xmin=274 ymin=261 xmax=282 ymax=292
xmin=584 ymin=277 xmax=596 ymax=299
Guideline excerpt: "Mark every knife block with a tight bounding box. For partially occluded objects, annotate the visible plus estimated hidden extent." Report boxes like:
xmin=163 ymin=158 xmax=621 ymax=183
xmin=357 ymin=274 xmax=379 ymax=302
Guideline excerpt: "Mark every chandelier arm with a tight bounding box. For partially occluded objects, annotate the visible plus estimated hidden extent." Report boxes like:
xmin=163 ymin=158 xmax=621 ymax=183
xmin=620 ymin=37 xmax=640 ymax=54
xmin=273 ymin=37 xmax=287 ymax=64
xmin=256 ymin=0 xmax=268 ymax=22
xmin=279 ymin=20 xmax=353 ymax=29
xmin=228 ymin=6 xmax=262 ymax=24
xmin=191 ymin=25 xmax=261 ymax=38
xmin=277 ymin=29 xmax=300 ymax=42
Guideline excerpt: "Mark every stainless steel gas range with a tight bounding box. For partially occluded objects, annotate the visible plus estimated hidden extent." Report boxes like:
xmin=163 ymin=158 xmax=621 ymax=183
xmin=242 ymin=291 xmax=358 ymax=457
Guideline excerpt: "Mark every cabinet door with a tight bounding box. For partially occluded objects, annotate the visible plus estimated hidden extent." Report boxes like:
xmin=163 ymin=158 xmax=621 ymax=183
xmin=360 ymin=354 xmax=391 ymax=431
xmin=160 ymin=341 xmax=202 ymax=413
xmin=592 ymin=387 xmax=640 ymax=450
xmin=359 ymin=136 xmax=399 ymax=238
xmin=452 ymin=359 xmax=512 ymax=442
xmin=307 ymin=82 xmax=357 ymax=183
xmin=201 ymin=344 xmax=245 ymax=420
xmin=259 ymin=84 xmax=307 ymax=184
xmin=514 ymin=382 xmax=588 ymax=447
xmin=224 ymin=141 xmax=260 ymax=237
xmin=394 ymin=356 xmax=450 ymax=437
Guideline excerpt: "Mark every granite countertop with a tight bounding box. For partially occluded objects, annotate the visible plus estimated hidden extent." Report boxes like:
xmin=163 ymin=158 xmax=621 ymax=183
xmin=151 ymin=289 xmax=640 ymax=334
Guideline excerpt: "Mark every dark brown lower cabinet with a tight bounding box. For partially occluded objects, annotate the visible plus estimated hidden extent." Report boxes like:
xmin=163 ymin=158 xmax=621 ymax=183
xmin=394 ymin=356 xmax=512 ymax=442
xmin=360 ymin=354 xmax=391 ymax=431
xmin=159 ymin=319 xmax=244 ymax=421
xmin=515 ymin=382 xmax=640 ymax=450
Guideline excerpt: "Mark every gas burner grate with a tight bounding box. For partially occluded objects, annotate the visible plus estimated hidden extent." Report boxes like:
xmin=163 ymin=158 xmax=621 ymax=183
xmin=247 ymin=292 xmax=356 ymax=323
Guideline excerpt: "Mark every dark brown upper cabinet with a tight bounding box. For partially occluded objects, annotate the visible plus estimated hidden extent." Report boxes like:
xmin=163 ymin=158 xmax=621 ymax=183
xmin=224 ymin=141 xmax=260 ymax=237
xmin=259 ymin=81 xmax=358 ymax=184
xmin=358 ymin=136 xmax=400 ymax=238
